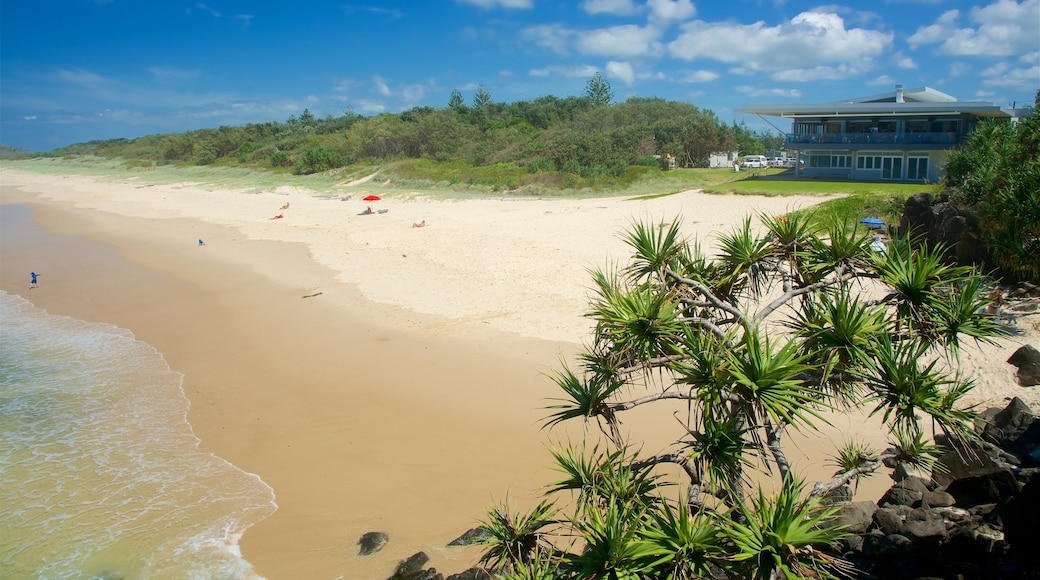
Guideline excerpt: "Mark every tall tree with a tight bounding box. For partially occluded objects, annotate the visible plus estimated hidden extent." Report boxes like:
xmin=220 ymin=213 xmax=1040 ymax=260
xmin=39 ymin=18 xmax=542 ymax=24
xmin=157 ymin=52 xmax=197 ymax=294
xmin=583 ymin=71 xmax=613 ymax=107
xmin=448 ymin=89 xmax=466 ymax=113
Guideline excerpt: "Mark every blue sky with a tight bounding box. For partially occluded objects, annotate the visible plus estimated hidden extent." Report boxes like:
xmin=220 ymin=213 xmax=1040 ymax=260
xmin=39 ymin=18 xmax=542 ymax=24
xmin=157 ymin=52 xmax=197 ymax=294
xmin=2 ymin=0 xmax=1037 ymax=152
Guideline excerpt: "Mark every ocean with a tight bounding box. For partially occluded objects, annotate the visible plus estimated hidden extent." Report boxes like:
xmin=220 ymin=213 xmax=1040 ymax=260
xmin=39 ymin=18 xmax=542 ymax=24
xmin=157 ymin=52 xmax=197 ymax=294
xmin=0 ymin=291 xmax=277 ymax=579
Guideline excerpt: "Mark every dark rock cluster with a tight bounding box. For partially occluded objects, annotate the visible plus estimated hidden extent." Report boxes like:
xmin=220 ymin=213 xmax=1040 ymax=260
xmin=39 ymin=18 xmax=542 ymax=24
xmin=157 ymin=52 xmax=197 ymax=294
xmin=899 ymin=191 xmax=988 ymax=268
xmin=356 ymin=397 xmax=1040 ymax=579
xmin=831 ymin=397 xmax=1040 ymax=579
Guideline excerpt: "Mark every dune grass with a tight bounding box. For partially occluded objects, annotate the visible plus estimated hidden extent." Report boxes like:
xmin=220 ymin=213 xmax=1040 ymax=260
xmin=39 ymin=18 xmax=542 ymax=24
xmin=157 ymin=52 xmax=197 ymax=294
xmin=3 ymin=156 xmax=937 ymax=228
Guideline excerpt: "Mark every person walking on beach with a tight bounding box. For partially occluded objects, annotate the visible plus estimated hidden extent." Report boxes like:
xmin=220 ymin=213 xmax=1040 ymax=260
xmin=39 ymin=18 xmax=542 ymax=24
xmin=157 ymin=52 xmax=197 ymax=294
xmin=30 ymin=272 xmax=39 ymax=288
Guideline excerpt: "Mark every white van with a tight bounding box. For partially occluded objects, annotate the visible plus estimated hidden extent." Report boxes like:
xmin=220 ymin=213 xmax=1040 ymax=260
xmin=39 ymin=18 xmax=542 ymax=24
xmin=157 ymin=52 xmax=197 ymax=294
xmin=741 ymin=155 xmax=768 ymax=168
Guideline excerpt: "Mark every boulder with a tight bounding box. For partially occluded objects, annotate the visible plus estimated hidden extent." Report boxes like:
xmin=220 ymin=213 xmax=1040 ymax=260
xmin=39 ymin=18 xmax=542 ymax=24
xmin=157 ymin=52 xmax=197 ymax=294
xmin=388 ymin=552 xmax=442 ymax=580
xmin=1008 ymin=345 xmax=1040 ymax=387
xmin=830 ymin=501 xmax=878 ymax=534
xmin=921 ymin=490 xmax=956 ymax=508
xmin=445 ymin=570 xmax=493 ymax=580
xmin=944 ymin=468 xmax=1020 ymax=508
xmin=447 ymin=527 xmax=490 ymax=547
xmin=358 ymin=531 xmax=390 ymax=556
xmin=1002 ymin=474 xmax=1040 ymax=560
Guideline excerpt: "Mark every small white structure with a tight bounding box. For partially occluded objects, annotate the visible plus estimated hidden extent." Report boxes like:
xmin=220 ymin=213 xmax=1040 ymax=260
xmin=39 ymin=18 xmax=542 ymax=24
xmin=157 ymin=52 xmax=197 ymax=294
xmin=708 ymin=151 xmax=739 ymax=168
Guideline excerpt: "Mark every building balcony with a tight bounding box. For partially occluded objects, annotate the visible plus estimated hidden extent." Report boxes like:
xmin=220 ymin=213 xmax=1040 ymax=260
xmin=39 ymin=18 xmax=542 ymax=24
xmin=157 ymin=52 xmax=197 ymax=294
xmin=785 ymin=132 xmax=959 ymax=147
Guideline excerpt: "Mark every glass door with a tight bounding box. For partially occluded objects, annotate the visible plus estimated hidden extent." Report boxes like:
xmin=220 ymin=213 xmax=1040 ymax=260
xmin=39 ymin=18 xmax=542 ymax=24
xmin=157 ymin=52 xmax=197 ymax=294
xmin=882 ymin=156 xmax=903 ymax=180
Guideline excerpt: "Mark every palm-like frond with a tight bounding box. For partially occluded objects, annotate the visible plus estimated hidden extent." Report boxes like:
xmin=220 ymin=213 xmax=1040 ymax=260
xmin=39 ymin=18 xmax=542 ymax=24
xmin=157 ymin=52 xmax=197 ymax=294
xmin=802 ymin=217 xmax=872 ymax=279
xmin=587 ymin=281 xmax=686 ymax=365
xmin=720 ymin=477 xmax=850 ymax=580
xmin=726 ymin=325 xmax=826 ymax=429
xmin=871 ymin=237 xmax=970 ymax=329
xmin=888 ymin=429 xmax=948 ymax=476
xmin=566 ymin=499 xmax=657 ymax=580
xmin=543 ymin=365 xmax=624 ymax=430
xmin=927 ymin=277 xmax=1010 ymax=355
xmin=624 ymin=217 xmax=687 ymax=283
xmin=547 ymin=444 xmax=665 ymax=510
xmin=671 ymin=326 xmax=734 ymax=415
xmin=715 ymin=217 xmax=776 ymax=299
xmin=825 ymin=440 xmax=878 ymax=494
xmin=789 ymin=289 xmax=887 ymax=381
xmin=478 ymin=499 xmax=558 ymax=572
xmin=636 ymin=496 xmax=725 ymax=579
xmin=681 ymin=415 xmax=756 ymax=494
xmin=857 ymin=336 xmax=978 ymax=441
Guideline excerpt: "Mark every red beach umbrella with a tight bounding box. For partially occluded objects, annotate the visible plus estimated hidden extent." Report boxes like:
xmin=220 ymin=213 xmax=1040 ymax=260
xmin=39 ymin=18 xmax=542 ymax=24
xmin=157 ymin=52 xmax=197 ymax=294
xmin=363 ymin=195 xmax=381 ymax=201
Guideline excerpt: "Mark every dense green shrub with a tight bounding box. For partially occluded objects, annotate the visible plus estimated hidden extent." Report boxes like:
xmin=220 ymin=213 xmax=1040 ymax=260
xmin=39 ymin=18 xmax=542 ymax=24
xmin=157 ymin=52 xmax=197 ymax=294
xmin=944 ymin=92 xmax=1040 ymax=282
xmin=269 ymin=151 xmax=293 ymax=168
xmin=294 ymin=146 xmax=342 ymax=174
xmin=528 ymin=156 xmax=556 ymax=174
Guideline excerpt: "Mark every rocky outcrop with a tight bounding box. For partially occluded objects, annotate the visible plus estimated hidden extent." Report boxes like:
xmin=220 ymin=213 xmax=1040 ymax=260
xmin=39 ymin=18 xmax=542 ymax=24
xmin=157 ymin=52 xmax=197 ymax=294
xmin=899 ymin=191 xmax=988 ymax=267
xmin=831 ymin=398 xmax=1040 ymax=579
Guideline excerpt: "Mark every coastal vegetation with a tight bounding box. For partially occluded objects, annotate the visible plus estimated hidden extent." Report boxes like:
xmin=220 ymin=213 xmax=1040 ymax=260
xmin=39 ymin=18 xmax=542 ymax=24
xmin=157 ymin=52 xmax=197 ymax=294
xmin=16 ymin=76 xmax=784 ymax=193
xmin=942 ymin=91 xmax=1040 ymax=282
xmin=476 ymin=212 xmax=1009 ymax=579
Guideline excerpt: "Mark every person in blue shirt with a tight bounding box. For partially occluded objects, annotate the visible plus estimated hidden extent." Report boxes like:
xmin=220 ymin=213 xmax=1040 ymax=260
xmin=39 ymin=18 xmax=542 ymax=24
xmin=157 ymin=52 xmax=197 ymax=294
xmin=30 ymin=272 xmax=39 ymax=288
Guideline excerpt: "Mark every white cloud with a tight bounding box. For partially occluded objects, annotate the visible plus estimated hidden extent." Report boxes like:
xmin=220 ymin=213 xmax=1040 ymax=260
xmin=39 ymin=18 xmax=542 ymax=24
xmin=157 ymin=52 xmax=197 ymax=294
xmin=605 ymin=61 xmax=635 ymax=84
xmin=647 ymin=0 xmax=695 ymax=23
xmin=668 ymin=10 xmax=891 ymax=72
xmin=980 ymin=59 xmax=1040 ymax=90
xmin=681 ymin=70 xmax=719 ymax=82
xmin=893 ymin=51 xmax=918 ymax=69
xmin=354 ymin=99 xmax=386 ymax=114
xmin=192 ymin=3 xmax=221 ymax=18
xmin=401 ymin=84 xmax=426 ymax=102
xmin=522 ymin=24 xmax=574 ymax=55
xmin=581 ymin=0 xmax=639 ymax=16
xmin=529 ymin=64 xmax=599 ymax=78
xmin=908 ymin=0 xmax=1040 ymax=57
xmin=24 ymin=115 xmax=37 ymax=121
xmin=867 ymin=74 xmax=896 ymax=86
xmin=948 ymin=61 xmax=972 ymax=77
xmin=235 ymin=14 xmax=253 ymax=26
xmin=576 ymin=25 xmax=663 ymax=58
xmin=456 ymin=0 xmax=533 ymax=9
xmin=734 ymin=85 xmax=805 ymax=99
xmin=372 ymin=75 xmax=391 ymax=96
xmin=53 ymin=68 xmax=109 ymax=89
xmin=771 ymin=63 xmax=864 ymax=82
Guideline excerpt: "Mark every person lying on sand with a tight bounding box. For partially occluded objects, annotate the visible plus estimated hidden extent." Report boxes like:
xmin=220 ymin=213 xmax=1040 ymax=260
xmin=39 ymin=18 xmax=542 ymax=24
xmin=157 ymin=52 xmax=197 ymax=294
xmin=412 ymin=220 xmax=426 ymax=228
xmin=280 ymin=202 xmax=290 ymax=210
xmin=270 ymin=213 xmax=284 ymax=220
xmin=359 ymin=207 xmax=374 ymax=215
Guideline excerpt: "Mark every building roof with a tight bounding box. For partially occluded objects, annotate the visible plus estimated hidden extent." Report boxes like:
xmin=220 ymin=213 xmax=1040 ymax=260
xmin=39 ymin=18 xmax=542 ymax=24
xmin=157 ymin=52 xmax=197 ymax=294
xmin=738 ymin=85 xmax=1012 ymax=119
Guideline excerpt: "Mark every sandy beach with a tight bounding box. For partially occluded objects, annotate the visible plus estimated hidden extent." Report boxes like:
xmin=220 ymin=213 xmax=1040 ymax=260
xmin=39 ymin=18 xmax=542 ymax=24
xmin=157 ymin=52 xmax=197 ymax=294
xmin=2 ymin=167 xmax=1037 ymax=578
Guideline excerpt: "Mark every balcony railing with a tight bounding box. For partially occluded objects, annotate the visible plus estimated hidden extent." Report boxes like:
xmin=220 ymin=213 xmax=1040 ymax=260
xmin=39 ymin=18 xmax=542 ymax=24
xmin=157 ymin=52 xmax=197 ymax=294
xmin=785 ymin=132 xmax=959 ymax=146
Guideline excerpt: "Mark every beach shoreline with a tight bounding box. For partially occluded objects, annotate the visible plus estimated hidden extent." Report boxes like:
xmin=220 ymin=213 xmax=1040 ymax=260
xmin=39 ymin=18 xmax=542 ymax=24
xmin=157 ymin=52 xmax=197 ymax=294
xmin=3 ymin=167 xmax=1036 ymax=578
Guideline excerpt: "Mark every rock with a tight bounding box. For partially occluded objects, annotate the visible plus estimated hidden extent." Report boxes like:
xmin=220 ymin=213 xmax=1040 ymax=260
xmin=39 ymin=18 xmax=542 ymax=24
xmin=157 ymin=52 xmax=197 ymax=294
xmin=830 ymin=501 xmax=878 ymax=535
xmin=1008 ymin=345 xmax=1040 ymax=387
xmin=879 ymin=476 xmax=930 ymax=507
xmin=447 ymin=527 xmax=490 ymax=547
xmin=873 ymin=505 xmax=912 ymax=536
xmin=1003 ymin=474 xmax=1040 ymax=561
xmin=358 ymin=531 xmax=390 ymax=556
xmin=944 ymin=468 xmax=1020 ymax=508
xmin=902 ymin=507 xmax=947 ymax=542
xmin=921 ymin=490 xmax=956 ymax=508
xmin=388 ymin=552 xmax=443 ymax=580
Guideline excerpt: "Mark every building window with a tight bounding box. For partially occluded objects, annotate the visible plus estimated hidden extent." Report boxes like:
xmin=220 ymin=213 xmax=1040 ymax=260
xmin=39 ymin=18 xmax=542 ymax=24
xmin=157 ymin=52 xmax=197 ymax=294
xmin=857 ymin=152 xmax=882 ymax=170
xmin=807 ymin=153 xmax=851 ymax=168
xmin=907 ymin=156 xmax=929 ymax=180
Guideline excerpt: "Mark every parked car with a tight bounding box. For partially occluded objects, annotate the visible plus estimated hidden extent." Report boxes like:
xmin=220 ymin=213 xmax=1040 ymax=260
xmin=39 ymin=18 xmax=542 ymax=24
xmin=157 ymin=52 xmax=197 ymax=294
xmin=741 ymin=155 xmax=768 ymax=168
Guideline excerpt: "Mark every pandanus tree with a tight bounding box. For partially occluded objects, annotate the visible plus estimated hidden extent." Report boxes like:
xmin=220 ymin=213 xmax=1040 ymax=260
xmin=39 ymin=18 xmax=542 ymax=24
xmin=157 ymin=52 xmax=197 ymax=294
xmin=480 ymin=212 xmax=1007 ymax=579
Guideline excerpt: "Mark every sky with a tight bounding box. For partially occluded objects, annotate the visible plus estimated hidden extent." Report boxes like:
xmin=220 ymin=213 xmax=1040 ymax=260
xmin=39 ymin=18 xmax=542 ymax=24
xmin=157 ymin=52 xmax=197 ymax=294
xmin=1 ymin=0 xmax=1038 ymax=153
